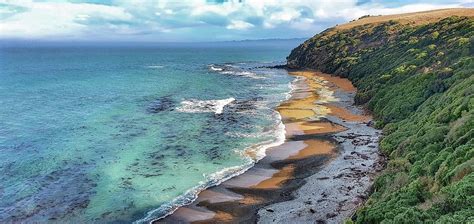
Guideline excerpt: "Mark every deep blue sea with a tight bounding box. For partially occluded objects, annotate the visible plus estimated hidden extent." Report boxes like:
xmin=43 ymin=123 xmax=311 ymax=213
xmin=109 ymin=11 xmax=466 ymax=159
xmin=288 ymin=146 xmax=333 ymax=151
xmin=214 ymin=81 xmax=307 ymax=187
xmin=0 ymin=40 xmax=301 ymax=223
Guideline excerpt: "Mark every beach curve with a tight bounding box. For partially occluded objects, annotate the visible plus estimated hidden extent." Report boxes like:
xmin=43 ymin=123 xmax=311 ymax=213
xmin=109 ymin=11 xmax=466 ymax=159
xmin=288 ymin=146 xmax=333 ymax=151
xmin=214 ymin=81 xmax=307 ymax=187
xmin=155 ymin=70 xmax=384 ymax=223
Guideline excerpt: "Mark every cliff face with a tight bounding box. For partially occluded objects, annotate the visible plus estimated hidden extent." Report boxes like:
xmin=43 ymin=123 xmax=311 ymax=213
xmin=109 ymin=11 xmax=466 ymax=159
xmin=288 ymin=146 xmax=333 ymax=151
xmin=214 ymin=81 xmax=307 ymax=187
xmin=287 ymin=22 xmax=396 ymax=74
xmin=288 ymin=11 xmax=474 ymax=223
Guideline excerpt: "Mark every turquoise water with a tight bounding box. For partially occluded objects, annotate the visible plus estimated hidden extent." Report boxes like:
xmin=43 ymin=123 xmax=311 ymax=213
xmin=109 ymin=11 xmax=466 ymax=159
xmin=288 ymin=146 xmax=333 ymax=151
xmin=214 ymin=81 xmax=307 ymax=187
xmin=0 ymin=40 xmax=299 ymax=223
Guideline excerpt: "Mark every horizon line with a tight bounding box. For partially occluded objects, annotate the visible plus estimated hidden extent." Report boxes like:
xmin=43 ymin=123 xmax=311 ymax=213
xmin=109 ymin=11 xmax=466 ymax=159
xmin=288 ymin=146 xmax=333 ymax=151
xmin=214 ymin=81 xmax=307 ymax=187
xmin=0 ymin=37 xmax=310 ymax=45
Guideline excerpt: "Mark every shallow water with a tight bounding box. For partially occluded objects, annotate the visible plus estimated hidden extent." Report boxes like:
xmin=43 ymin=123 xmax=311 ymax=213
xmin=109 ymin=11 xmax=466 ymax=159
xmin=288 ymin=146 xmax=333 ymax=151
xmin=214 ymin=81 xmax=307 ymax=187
xmin=0 ymin=40 xmax=299 ymax=223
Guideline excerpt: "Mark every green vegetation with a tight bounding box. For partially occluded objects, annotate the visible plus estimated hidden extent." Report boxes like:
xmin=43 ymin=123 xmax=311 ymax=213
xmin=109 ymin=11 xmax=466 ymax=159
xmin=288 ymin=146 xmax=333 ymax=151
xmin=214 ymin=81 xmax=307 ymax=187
xmin=288 ymin=16 xmax=473 ymax=223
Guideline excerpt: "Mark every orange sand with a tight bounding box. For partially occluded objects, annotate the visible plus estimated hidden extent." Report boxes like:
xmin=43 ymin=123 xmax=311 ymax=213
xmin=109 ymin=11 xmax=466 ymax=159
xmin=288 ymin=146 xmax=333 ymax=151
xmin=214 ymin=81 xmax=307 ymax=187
xmin=290 ymin=121 xmax=347 ymax=135
xmin=278 ymin=71 xmax=330 ymax=120
xmin=281 ymin=70 xmax=370 ymax=126
xmin=278 ymin=108 xmax=316 ymax=120
xmin=326 ymin=104 xmax=370 ymax=122
xmin=289 ymin=139 xmax=336 ymax=160
xmin=313 ymin=72 xmax=357 ymax=92
xmin=289 ymin=71 xmax=355 ymax=92
xmin=251 ymin=165 xmax=295 ymax=189
xmin=288 ymin=71 xmax=324 ymax=88
xmin=213 ymin=211 xmax=233 ymax=222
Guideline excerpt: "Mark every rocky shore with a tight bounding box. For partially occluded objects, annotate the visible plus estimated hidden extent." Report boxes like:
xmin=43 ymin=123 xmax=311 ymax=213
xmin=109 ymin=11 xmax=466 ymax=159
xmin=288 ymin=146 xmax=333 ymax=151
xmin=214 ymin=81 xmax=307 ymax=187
xmin=258 ymin=71 xmax=385 ymax=223
xmin=156 ymin=71 xmax=383 ymax=224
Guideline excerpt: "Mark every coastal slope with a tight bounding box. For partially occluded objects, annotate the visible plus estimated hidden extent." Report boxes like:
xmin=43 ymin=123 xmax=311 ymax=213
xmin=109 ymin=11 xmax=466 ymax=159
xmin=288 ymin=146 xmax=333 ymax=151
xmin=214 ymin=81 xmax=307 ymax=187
xmin=287 ymin=8 xmax=474 ymax=223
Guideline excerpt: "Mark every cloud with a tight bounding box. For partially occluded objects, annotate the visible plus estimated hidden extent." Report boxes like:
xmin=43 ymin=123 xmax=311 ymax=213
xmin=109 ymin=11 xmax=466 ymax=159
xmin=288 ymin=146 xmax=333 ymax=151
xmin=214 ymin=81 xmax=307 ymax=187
xmin=269 ymin=9 xmax=301 ymax=23
xmin=0 ymin=1 xmax=133 ymax=39
xmin=226 ymin=20 xmax=254 ymax=30
xmin=0 ymin=0 xmax=469 ymax=41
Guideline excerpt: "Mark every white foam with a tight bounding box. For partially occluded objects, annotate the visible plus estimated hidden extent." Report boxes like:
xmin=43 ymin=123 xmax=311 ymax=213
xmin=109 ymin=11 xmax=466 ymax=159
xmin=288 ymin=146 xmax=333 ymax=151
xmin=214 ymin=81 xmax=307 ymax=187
xmin=209 ymin=65 xmax=223 ymax=71
xmin=238 ymin=71 xmax=265 ymax=79
xmin=286 ymin=76 xmax=303 ymax=100
xmin=208 ymin=64 xmax=264 ymax=79
xmin=225 ymin=131 xmax=260 ymax=138
xmin=176 ymin=98 xmax=235 ymax=114
xmin=146 ymin=65 xmax=164 ymax=69
xmin=238 ymin=113 xmax=286 ymax=161
xmin=219 ymin=70 xmax=265 ymax=79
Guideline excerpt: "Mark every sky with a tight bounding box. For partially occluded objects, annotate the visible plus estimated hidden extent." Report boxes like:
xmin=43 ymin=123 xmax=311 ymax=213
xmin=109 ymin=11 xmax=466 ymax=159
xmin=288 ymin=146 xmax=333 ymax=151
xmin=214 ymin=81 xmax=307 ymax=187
xmin=0 ymin=0 xmax=473 ymax=42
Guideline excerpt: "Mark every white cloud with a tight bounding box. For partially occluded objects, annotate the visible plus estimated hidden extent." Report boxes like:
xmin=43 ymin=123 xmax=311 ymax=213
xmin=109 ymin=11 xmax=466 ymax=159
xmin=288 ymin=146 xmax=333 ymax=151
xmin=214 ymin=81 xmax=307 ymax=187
xmin=269 ymin=9 xmax=301 ymax=23
xmin=0 ymin=1 xmax=133 ymax=39
xmin=191 ymin=1 xmax=239 ymax=16
xmin=0 ymin=0 xmax=468 ymax=41
xmin=290 ymin=18 xmax=317 ymax=30
xmin=226 ymin=20 xmax=254 ymax=30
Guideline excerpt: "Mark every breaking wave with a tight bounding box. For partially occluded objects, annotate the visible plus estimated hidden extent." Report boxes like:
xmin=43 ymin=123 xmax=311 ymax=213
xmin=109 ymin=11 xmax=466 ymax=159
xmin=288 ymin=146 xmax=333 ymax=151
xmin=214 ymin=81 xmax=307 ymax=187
xmin=208 ymin=64 xmax=265 ymax=79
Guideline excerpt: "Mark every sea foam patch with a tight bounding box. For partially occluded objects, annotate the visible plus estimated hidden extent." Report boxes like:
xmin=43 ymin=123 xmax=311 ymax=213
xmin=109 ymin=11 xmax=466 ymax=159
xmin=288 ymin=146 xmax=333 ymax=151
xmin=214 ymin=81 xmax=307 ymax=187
xmin=208 ymin=64 xmax=265 ymax=79
xmin=209 ymin=65 xmax=223 ymax=71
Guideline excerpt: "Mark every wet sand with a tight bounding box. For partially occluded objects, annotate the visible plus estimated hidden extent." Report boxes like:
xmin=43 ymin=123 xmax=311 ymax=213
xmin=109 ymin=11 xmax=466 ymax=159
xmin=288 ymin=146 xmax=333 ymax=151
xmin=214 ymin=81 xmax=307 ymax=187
xmin=156 ymin=71 xmax=382 ymax=224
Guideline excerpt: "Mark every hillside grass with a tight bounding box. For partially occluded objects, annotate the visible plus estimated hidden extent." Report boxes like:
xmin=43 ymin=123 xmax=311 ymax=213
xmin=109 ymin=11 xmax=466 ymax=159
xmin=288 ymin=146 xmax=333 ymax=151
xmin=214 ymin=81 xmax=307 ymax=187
xmin=288 ymin=13 xmax=474 ymax=223
xmin=333 ymin=8 xmax=474 ymax=33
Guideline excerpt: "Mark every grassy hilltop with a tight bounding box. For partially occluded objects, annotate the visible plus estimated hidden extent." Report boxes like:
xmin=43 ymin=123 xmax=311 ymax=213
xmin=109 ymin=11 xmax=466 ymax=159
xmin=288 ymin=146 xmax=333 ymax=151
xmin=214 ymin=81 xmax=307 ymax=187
xmin=287 ymin=8 xmax=474 ymax=223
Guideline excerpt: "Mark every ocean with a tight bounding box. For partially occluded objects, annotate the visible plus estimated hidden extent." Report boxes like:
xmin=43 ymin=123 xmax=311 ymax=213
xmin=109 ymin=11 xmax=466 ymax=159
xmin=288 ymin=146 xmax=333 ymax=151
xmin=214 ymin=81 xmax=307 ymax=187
xmin=0 ymin=40 xmax=301 ymax=223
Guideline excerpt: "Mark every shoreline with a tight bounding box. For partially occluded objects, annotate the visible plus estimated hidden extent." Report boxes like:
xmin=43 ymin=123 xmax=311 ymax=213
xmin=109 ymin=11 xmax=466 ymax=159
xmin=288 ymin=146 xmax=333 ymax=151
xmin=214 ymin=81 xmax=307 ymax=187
xmin=156 ymin=70 xmax=383 ymax=223
xmin=258 ymin=71 xmax=384 ymax=223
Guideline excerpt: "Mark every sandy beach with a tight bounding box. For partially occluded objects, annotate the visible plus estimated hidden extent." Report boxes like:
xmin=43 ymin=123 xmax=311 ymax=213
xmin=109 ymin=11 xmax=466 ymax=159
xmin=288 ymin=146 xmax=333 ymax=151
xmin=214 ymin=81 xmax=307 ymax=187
xmin=156 ymin=71 xmax=384 ymax=224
